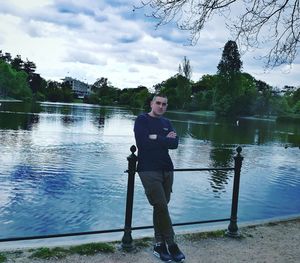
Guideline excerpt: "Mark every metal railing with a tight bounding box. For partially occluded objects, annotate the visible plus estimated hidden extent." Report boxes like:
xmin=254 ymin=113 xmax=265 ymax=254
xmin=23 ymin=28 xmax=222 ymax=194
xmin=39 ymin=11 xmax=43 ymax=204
xmin=121 ymin=145 xmax=243 ymax=250
xmin=0 ymin=145 xmax=243 ymax=247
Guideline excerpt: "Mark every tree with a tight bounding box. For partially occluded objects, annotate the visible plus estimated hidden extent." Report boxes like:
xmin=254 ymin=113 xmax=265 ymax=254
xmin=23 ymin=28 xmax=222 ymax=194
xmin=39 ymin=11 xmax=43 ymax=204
xmin=0 ymin=51 xmax=12 ymax=63
xmin=0 ymin=60 xmax=11 ymax=97
xmin=92 ymin=77 xmax=109 ymax=95
xmin=192 ymin=74 xmax=218 ymax=93
xmin=292 ymin=88 xmax=300 ymax=106
xmin=90 ymin=77 xmax=117 ymax=105
xmin=0 ymin=59 xmax=32 ymax=100
xmin=214 ymin=40 xmax=243 ymax=116
xmin=178 ymin=56 xmax=192 ymax=80
xmin=176 ymin=74 xmax=191 ymax=109
xmin=253 ymin=80 xmax=274 ymax=115
xmin=282 ymin=86 xmax=300 ymax=112
xmin=153 ymin=82 xmax=164 ymax=93
xmin=23 ymin=59 xmax=36 ymax=75
xmin=29 ymin=73 xmax=46 ymax=94
xmin=293 ymin=100 xmax=300 ymax=113
xmin=119 ymin=86 xmax=151 ymax=109
xmin=11 ymin=70 xmax=32 ymax=100
xmin=153 ymin=76 xmax=178 ymax=108
xmin=131 ymin=86 xmax=151 ymax=109
xmin=23 ymin=60 xmax=42 ymax=95
xmin=217 ymin=41 xmax=242 ymax=76
xmin=61 ymin=80 xmax=74 ymax=102
xmin=46 ymin=81 xmax=63 ymax=102
xmin=139 ymin=0 xmax=300 ymax=67
xmin=156 ymin=74 xmax=192 ymax=109
xmin=11 ymin=55 xmax=24 ymax=71
xmin=234 ymin=73 xmax=257 ymax=115
xmin=190 ymin=74 xmax=218 ymax=110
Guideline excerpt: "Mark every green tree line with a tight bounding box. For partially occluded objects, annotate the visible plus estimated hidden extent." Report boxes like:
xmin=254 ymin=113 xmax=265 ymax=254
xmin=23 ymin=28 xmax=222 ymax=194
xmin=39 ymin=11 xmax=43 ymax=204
xmin=1 ymin=44 xmax=299 ymax=118
xmin=151 ymin=41 xmax=300 ymax=117
xmin=0 ymin=51 xmax=33 ymax=101
xmin=0 ymin=51 xmax=74 ymax=102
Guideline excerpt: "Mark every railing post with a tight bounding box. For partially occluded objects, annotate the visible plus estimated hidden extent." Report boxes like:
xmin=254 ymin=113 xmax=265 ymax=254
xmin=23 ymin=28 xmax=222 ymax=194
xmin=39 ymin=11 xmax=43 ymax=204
xmin=227 ymin=146 xmax=243 ymax=237
xmin=121 ymin=145 xmax=137 ymax=250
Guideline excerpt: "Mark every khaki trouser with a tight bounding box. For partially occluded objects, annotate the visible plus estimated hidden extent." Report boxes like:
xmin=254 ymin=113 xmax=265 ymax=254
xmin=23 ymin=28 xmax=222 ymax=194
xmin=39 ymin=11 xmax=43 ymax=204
xmin=138 ymin=171 xmax=175 ymax=245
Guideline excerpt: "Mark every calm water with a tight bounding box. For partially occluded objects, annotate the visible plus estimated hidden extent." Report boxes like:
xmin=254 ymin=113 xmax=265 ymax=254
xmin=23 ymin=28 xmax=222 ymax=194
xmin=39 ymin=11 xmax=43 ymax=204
xmin=0 ymin=101 xmax=300 ymax=239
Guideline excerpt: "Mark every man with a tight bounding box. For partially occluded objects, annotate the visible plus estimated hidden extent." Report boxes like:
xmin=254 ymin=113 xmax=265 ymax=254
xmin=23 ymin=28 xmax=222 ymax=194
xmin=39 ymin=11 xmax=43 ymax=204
xmin=134 ymin=94 xmax=185 ymax=262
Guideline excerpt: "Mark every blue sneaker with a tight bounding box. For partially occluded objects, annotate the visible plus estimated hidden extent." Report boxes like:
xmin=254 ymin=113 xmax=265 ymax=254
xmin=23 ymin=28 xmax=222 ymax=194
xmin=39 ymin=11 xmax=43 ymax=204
xmin=168 ymin=243 xmax=185 ymax=262
xmin=153 ymin=243 xmax=172 ymax=262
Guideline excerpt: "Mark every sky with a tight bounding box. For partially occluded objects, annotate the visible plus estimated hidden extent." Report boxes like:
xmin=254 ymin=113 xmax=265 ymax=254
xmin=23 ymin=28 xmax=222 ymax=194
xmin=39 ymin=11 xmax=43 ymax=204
xmin=0 ymin=0 xmax=299 ymax=90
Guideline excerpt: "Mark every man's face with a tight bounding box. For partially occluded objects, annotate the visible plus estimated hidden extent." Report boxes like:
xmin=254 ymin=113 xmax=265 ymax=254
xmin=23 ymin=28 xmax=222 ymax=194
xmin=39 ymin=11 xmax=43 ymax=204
xmin=150 ymin=96 xmax=168 ymax=117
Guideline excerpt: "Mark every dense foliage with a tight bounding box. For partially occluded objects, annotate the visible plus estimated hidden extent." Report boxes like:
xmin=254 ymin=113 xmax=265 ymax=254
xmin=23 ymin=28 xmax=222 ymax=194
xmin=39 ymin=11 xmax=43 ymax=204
xmin=0 ymin=55 xmax=32 ymax=101
xmin=1 ymin=47 xmax=299 ymax=118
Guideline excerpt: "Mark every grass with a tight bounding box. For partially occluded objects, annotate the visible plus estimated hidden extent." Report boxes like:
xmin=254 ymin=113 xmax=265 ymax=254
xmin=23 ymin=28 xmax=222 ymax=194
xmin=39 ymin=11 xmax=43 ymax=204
xmin=168 ymin=110 xmax=216 ymax=117
xmin=30 ymin=247 xmax=69 ymax=260
xmin=73 ymin=98 xmax=84 ymax=103
xmin=0 ymin=253 xmax=7 ymax=263
xmin=187 ymin=110 xmax=216 ymax=116
xmin=7 ymin=222 xmax=284 ymax=261
xmin=276 ymin=113 xmax=300 ymax=123
xmin=134 ymin=237 xmax=152 ymax=249
xmin=29 ymin=242 xmax=115 ymax=260
xmin=184 ymin=229 xmax=226 ymax=241
xmin=69 ymin=242 xmax=115 ymax=255
xmin=0 ymin=231 xmax=228 ymax=261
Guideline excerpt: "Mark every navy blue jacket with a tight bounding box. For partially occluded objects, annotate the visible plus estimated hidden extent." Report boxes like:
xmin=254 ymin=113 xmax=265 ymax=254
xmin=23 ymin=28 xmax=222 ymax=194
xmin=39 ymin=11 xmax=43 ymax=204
xmin=134 ymin=113 xmax=178 ymax=172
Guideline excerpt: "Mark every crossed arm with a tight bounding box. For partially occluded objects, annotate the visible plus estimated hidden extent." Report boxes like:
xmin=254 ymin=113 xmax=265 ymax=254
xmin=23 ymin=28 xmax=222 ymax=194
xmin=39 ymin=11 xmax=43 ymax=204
xmin=134 ymin=117 xmax=178 ymax=150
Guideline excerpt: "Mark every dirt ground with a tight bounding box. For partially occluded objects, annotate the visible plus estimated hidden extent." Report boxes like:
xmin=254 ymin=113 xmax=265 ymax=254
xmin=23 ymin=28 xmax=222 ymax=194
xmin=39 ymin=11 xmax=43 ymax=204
xmin=1 ymin=217 xmax=300 ymax=263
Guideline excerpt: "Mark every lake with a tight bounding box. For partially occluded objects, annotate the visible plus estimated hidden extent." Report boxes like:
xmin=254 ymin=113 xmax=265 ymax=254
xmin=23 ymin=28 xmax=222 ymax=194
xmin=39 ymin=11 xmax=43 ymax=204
xmin=0 ymin=101 xmax=299 ymax=240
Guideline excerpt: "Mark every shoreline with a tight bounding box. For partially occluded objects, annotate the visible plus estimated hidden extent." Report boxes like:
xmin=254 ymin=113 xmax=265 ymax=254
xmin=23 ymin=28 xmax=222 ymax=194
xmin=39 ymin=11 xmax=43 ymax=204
xmin=1 ymin=101 xmax=299 ymax=122
xmin=1 ymin=214 xmax=299 ymax=251
xmin=1 ymin=215 xmax=299 ymax=262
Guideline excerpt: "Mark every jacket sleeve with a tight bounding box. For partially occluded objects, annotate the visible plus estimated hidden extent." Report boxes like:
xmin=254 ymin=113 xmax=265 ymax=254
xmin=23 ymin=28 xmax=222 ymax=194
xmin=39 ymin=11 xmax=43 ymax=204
xmin=157 ymin=135 xmax=178 ymax=149
xmin=157 ymin=119 xmax=178 ymax=149
xmin=134 ymin=115 xmax=178 ymax=150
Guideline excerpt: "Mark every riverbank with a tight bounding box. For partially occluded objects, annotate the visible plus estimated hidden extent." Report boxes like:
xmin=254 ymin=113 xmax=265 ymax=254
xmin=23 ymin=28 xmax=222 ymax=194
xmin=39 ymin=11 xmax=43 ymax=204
xmin=2 ymin=100 xmax=299 ymax=123
xmin=1 ymin=216 xmax=299 ymax=262
xmin=168 ymin=109 xmax=300 ymax=124
xmin=0 ymin=99 xmax=22 ymax=102
xmin=168 ymin=110 xmax=216 ymax=117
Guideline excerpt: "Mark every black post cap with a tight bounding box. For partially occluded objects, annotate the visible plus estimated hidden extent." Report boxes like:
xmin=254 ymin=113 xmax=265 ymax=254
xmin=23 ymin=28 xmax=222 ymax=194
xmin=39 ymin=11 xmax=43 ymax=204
xmin=130 ymin=145 xmax=137 ymax=154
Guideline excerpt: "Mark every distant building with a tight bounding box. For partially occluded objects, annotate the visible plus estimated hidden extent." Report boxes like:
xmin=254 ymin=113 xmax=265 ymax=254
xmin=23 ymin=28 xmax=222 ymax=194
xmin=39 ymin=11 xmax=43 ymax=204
xmin=62 ymin=77 xmax=92 ymax=98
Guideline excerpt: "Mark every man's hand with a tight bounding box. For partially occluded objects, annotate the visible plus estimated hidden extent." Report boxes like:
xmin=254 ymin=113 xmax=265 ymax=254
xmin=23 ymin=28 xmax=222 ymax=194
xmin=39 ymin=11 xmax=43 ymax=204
xmin=166 ymin=131 xmax=177 ymax=138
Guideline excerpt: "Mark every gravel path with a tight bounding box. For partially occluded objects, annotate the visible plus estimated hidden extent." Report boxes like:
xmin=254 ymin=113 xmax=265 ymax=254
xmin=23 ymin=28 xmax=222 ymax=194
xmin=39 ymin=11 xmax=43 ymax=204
xmin=1 ymin=217 xmax=300 ymax=263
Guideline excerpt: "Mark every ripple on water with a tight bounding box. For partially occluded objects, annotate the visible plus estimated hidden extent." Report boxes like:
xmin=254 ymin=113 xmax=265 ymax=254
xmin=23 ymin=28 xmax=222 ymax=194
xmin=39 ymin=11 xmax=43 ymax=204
xmin=1 ymin=104 xmax=300 ymax=238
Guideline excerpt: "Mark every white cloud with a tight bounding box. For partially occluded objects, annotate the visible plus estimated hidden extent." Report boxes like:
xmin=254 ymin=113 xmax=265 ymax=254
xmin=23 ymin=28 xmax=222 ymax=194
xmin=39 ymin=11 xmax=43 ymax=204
xmin=246 ymin=64 xmax=300 ymax=88
xmin=0 ymin=0 xmax=299 ymax=89
xmin=64 ymin=50 xmax=106 ymax=65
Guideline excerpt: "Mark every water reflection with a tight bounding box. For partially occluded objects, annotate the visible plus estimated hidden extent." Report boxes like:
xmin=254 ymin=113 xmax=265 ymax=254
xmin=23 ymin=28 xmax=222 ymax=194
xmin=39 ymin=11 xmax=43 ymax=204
xmin=0 ymin=111 xmax=40 ymax=130
xmin=208 ymin=147 xmax=234 ymax=195
xmin=170 ymin=114 xmax=300 ymax=147
xmin=0 ymin=101 xmax=300 ymax=238
xmin=95 ymin=108 xmax=107 ymax=128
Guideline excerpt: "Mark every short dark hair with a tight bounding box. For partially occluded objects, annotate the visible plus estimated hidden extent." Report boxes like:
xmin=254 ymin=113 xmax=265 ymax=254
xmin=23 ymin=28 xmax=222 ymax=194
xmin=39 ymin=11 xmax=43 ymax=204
xmin=152 ymin=93 xmax=167 ymax=102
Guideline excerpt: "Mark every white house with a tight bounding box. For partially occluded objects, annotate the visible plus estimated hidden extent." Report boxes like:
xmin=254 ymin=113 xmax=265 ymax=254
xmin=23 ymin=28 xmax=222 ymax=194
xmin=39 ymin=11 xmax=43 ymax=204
xmin=62 ymin=77 xmax=92 ymax=98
